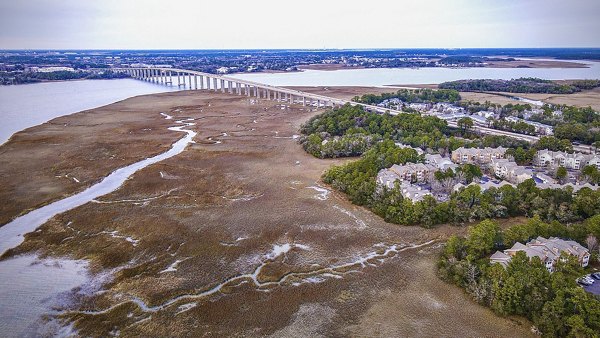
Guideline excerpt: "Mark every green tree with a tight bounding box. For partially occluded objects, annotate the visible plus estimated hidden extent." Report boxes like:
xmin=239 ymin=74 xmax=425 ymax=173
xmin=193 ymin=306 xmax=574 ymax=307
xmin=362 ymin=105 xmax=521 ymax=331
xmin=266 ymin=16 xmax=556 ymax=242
xmin=457 ymin=117 xmax=474 ymax=135
xmin=465 ymin=219 xmax=501 ymax=259
xmin=556 ymin=166 xmax=568 ymax=183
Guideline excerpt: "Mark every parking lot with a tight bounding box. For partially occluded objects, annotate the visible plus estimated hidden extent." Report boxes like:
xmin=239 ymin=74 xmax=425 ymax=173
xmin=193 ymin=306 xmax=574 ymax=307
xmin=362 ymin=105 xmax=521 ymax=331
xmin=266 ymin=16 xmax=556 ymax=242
xmin=583 ymin=278 xmax=600 ymax=295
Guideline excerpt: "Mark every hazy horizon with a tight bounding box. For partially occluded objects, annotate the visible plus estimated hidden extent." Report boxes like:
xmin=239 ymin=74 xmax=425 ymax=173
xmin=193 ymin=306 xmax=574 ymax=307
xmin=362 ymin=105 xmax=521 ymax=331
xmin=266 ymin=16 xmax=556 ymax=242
xmin=1 ymin=0 xmax=600 ymax=49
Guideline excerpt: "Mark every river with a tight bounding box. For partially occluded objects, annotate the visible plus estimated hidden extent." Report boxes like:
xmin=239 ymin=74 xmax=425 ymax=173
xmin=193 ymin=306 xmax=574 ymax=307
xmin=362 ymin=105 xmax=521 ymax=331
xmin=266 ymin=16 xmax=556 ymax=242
xmin=0 ymin=113 xmax=196 ymax=337
xmin=0 ymin=61 xmax=599 ymax=336
xmin=0 ymin=78 xmax=177 ymax=144
xmin=229 ymin=60 xmax=600 ymax=87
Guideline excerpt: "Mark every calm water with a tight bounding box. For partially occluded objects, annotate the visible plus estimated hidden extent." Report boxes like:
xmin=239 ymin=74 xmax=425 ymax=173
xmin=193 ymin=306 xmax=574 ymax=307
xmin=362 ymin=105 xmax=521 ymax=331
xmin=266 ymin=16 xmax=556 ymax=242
xmin=0 ymin=114 xmax=196 ymax=337
xmin=0 ymin=78 xmax=177 ymax=144
xmin=0 ymin=255 xmax=89 ymax=337
xmin=1 ymin=62 xmax=599 ymax=335
xmin=230 ymin=60 xmax=600 ymax=87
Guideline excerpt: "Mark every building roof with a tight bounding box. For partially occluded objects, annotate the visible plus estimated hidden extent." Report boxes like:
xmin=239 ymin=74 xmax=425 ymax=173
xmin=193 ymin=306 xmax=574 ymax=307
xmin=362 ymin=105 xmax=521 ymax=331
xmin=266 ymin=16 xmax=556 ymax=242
xmin=492 ymin=236 xmax=590 ymax=267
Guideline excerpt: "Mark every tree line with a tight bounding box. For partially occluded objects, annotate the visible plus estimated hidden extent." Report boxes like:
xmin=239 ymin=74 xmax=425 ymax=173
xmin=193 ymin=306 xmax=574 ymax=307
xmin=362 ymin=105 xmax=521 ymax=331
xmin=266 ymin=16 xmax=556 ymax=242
xmin=439 ymin=78 xmax=600 ymax=94
xmin=352 ymin=88 xmax=461 ymax=105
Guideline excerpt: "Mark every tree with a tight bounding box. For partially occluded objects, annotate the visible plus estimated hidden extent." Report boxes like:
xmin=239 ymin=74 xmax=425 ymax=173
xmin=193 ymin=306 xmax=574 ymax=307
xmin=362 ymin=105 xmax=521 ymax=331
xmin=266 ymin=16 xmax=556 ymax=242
xmin=581 ymin=165 xmax=600 ymax=184
xmin=457 ymin=164 xmax=482 ymax=183
xmin=465 ymin=219 xmax=501 ymax=259
xmin=505 ymin=147 xmax=535 ymax=165
xmin=534 ymin=136 xmax=573 ymax=152
xmin=586 ymin=235 xmax=598 ymax=253
xmin=457 ymin=117 xmax=474 ymax=135
xmin=556 ymin=166 xmax=568 ymax=184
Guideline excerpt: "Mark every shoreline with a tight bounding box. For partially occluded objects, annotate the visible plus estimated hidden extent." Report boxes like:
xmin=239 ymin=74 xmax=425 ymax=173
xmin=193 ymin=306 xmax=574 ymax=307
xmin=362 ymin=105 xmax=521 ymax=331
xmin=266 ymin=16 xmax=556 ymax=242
xmin=0 ymin=90 xmax=534 ymax=337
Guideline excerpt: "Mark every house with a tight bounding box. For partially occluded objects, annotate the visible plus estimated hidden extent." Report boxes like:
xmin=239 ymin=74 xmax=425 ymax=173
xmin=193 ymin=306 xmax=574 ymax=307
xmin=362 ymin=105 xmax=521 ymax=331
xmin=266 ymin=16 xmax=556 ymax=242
xmin=394 ymin=143 xmax=424 ymax=155
xmin=389 ymin=163 xmax=436 ymax=183
xmin=399 ymin=182 xmax=432 ymax=202
xmin=476 ymin=110 xmax=495 ymax=119
xmin=535 ymin=182 xmax=600 ymax=193
xmin=534 ymin=150 xmax=596 ymax=170
xmin=425 ymin=154 xmax=458 ymax=171
xmin=525 ymin=121 xmax=554 ymax=135
xmin=451 ymin=147 xmax=507 ymax=164
xmin=469 ymin=115 xmax=490 ymax=126
xmin=376 ymin=169 xmax=402 ymax=189
xmin=376 ymin=163 xmax=437 ymax=188
xmin=453 ymin=180 xmax=515 ymax=192
xmin=588 ymin=156 xmax=600 ymax=169
xmin=511 ymin=167 xmax=535 ymax=184
xmin=491 ymin=237 xmax=590 ymax=272
xmin=492 ymin=158 xmax=535 ymax=184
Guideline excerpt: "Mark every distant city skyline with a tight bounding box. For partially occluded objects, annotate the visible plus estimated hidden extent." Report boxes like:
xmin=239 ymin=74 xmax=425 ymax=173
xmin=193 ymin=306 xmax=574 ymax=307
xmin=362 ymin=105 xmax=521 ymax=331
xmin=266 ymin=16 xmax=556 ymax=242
xmin=1 ymin=0 xmax=599 ymax=49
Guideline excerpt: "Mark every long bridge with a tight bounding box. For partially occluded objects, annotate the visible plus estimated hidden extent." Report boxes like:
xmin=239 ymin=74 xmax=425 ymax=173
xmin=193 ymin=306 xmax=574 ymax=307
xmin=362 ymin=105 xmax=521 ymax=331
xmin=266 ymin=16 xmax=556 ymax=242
xmin=115 ymin=67 xmax=593 ymax=153
xmin=115 ymin=67 xmax=389 ymax=112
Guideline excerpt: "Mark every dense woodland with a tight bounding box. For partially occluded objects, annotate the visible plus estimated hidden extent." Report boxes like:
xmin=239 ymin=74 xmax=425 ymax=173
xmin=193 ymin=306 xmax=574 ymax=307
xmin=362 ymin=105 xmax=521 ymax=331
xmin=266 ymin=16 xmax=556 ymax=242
xmin=352 ymin=88 xmax=461 ymax=105
xmin=299 ymin=104 xmax=537 ymax=158
xmin=438 ymin=217 xmax=600 ymax=337
xmin=300 ymin=105 xmax=600 ymax=228
xmin=439 ymin=78 xmax=600 ymax=94
xmin=0 ymin=70 xmax=130 ymax=85
xmin=303 ymin=86 xmax=600 ymax=337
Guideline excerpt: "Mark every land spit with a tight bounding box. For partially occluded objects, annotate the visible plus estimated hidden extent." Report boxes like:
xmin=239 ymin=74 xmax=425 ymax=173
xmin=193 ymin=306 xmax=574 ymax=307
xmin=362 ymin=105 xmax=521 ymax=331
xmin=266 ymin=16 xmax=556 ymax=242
xmin=0 ymin=90 xmax=533 ymax=336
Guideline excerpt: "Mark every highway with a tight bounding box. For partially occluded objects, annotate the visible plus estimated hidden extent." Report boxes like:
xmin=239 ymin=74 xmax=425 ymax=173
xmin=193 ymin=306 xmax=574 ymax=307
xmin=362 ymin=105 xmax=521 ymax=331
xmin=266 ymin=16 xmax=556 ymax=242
xmin=119 ymin=67 xmax=594 ymax=154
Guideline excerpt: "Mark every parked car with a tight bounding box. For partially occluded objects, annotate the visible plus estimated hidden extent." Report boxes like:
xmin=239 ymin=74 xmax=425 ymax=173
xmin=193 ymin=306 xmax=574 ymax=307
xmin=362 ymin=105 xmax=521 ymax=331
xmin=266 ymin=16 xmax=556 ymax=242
xmin=591 ymin=272 xmax=600 ymax=280
xmin=578 ymin=277 xmax=593 ymax=286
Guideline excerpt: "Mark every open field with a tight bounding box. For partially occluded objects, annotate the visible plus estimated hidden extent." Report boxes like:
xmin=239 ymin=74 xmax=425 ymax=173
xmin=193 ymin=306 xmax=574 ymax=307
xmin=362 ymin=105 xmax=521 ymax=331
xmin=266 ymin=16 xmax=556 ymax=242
xmin=0 ymin=90 xmax=534 ymax=336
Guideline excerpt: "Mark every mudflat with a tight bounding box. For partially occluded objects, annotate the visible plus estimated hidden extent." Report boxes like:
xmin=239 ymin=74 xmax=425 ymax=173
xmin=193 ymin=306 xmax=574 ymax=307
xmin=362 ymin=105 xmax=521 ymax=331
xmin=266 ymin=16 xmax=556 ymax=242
xmin=1 ymin=90 xmax=533 ymax=336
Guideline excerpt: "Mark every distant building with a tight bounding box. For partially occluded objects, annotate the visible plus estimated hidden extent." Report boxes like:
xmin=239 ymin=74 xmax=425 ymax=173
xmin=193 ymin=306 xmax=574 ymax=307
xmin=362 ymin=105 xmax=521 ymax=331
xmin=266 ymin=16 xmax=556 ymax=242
xmin=394 ymin=142 xmax=424 ymax=155
xmin=451 ymin=147 xmax=507 ymax=164
xmin=36 ymin=66 xmax=75 ymax=73
xmin=535 ymin=150 xmax=599 ymax=170
xmin=491 ymin=237 xmax=590 ymax=272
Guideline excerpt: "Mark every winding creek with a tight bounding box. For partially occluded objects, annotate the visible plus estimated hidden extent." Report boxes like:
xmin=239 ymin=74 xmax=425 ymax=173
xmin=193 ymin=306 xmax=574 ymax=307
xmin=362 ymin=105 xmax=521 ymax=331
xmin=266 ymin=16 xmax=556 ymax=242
xmin=1 ymin=60 xmax=598 ymax=335
xmin=0 ymin=113 xmax=195 ymax=337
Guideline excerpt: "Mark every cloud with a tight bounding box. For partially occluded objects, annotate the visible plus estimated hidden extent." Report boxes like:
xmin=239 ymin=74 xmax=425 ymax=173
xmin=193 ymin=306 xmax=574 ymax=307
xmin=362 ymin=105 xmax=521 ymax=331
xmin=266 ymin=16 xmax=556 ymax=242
xmin=0 ymin=0 xmax=599 ymax=49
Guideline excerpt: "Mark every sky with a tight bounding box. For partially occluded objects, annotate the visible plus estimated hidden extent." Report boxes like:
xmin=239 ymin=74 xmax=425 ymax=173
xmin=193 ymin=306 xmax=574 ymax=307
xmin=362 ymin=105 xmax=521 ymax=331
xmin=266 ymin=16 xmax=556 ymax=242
xmin=0 ymin=0 xmax=599 ymax=49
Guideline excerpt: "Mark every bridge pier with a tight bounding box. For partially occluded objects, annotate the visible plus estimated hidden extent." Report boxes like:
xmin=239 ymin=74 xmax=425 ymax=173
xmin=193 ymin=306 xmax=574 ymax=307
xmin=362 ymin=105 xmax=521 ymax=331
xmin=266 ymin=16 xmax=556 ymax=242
xmin=213 ymin=78 xmax=218 ymax=91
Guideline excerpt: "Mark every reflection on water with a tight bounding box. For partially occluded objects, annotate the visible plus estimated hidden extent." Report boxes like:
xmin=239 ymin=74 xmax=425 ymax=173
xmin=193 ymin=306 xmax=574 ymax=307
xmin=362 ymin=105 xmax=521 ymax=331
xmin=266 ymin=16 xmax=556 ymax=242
xmin=0 ymin=114 xmax=196 ymax=336
xmin=0 ymin=255 xmax=89 ymax=337
xmin=0 ymin=78 xmax=177 ymax=144
xmin=0 ymin=114 xmax=195 ymax=255
xmin=229 ymin=60 xmax=600 ymax=87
